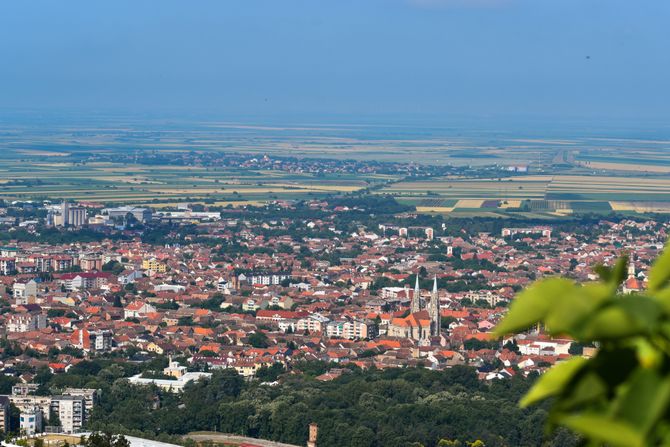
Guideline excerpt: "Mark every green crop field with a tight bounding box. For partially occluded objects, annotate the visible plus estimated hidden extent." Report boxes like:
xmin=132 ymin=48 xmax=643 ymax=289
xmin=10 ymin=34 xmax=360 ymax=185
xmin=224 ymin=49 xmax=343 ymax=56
xmin=380 ymin=174 xmax=670 ymax=217
xmin=0 ymin=118 xmax=669 ymax=215
xmin=0 ymin=159 xmax=386 ymax=205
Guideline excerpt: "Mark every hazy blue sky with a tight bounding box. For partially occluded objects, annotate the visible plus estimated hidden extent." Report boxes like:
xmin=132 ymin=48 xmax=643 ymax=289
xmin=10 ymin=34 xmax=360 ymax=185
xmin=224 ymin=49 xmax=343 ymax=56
xmin=1 ymin=0 xmax=669 ymax=122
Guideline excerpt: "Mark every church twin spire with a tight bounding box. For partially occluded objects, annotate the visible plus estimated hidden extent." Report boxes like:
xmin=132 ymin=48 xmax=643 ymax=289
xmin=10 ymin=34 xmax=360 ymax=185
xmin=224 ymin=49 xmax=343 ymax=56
xmin=410 ymin=274 xmax=441 ymax=338
xmin=411 ymin=274 xmax=421 ymax=313
xmin=429 ymin=276 xmax=440 ymax=337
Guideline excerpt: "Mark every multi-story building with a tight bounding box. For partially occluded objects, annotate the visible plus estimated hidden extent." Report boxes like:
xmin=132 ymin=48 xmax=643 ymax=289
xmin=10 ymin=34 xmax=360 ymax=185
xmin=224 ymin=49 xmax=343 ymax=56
xmin=51 ymin=396 xmax=85 ymax=433
xmin=60 ymin=272 xmax=110 ymax=291
xmin=52 ymin=202 xmax=86 ymax=228
xmin=326 ymin=319 xmax=373 ymax=340
xmin=70 ymin=328 xmax=113 ymax=352
xmin=464 ymin=290 xmax=505 ymax=307
xmin=62 ymin=389 xmax=98 ymax=421
xmin=501 ymin=226 xmax=552 ymax=239
xmin=19 ymin=407 xmax=42 ymax=435
xmin=103 ymin=206 xmax=152 ymax=223
xmin=13 ymin=279 xmax=38 ymax=303
xmin=9 ymin=395 xmax=52 ymax=416
xmin=0 ymin=247 xmax=18 ymax=258
xmin=50 ymin=255 xmax=74 ymax=272
xmin=241 ymin=271 xmax=291 ymax=286
xmin=79 ymin=256 xmax=102 ymax=272
xmin=296 ymin=314 xmax=330 ymax=333
xmin=12 ymin=384 xmax=39 ymax=396
xmin=0 ymin=257 xmax=16 ymax=275
xmin=142 ymin=258 xmax=167 ymax=273
xmin=0 ymin=395 xmax=9 ymax=433
xmin=6 ymin=312 xmax=47 ymax=333
xmin=66 ymin=207 xmax=87 ymax=228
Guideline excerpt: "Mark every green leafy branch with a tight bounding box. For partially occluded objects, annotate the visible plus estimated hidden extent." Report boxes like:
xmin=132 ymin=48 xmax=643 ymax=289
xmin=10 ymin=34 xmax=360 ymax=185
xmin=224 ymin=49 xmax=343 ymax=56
xmin=494 ymin=241 xmax=670 ymax=447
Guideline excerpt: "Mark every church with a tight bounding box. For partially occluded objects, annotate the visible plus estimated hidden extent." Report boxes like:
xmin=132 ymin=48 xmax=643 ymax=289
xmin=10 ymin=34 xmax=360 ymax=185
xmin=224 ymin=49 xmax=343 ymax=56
xmin=388 ymin=275 xmax=441 ymax=342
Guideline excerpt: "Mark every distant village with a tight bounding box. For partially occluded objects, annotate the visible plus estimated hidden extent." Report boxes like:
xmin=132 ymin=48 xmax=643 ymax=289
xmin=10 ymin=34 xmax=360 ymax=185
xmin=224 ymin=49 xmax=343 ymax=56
xmin=0 ymin=197 xmax=666 ymax=436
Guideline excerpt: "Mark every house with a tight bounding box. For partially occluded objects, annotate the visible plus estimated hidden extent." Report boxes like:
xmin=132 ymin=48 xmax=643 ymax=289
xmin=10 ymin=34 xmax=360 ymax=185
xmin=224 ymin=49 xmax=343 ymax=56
xmin=70 ymin=328 xmax=113 ymax=352
xmin=118 ymin=270 xmax=142 ymax=285
xmin=60 ymin=272 xmax=110 ymax=291
xmin=13 ymin=279 xmax=38 ymax=304
xmin=124 ymin=301 xmax=157 ymax=319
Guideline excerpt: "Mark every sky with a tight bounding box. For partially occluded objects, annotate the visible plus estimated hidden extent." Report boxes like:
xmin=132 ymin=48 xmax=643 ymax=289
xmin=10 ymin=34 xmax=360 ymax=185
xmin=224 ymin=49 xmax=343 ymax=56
xmin=1 ymin=0 xmax=669 ymax=124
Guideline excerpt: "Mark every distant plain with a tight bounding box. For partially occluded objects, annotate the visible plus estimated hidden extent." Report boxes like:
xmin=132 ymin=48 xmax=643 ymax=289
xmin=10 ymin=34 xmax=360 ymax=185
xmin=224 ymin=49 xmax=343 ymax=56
xmin=0 ymin=118 xmax=668 ymax=217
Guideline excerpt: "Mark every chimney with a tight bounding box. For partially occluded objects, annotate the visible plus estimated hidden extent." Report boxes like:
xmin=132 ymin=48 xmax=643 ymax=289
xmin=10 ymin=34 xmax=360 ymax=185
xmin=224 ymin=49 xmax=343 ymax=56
xmin=307 ymin=422 xmax=318 ymax=447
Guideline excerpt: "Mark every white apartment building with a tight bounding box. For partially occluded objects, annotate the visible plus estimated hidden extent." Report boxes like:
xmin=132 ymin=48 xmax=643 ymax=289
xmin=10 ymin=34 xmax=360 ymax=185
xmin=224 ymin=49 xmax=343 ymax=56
xmin=13 ymin=279 xmax=38 ymax=303
xmin=51 ymin=396 xmax=85 ymax=433
xmin=6 ymin=312 xmax=47 ymax=333
xmin=326 ymin=319 xmax=371 ymax=340
xmin=296 ymin=314 xmax=330 ymax=333
xmin=20 ymin=407 xmax=43 ymax=435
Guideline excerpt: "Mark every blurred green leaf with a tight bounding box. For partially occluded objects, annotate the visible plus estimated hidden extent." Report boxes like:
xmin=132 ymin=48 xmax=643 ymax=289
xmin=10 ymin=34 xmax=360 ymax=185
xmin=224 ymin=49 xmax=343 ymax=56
xmin=611 ymin=255 xmax=629 ymax=287
xmin=554 ymin=371 xmax=607 ymax=411
xmin=520 ymin=357 xmax=588 ymax=408
xmin=494 ymin=278 xmax=575 ymax=336
xmin=559 ymin=413 xmax=643 ymax=447
xmin=510 ymin=241 xmax=670 ymax=446
xmin=632 ymin=338 xmax=663 ymax=369
xmin=654 ymin=288 xmax=670 ymax=314
xmin=611 ymin=369 xmax=670 ymax=435
xmin=579 ymin=299 xmax=660 ymax=340
xmin=544 ymin=283 xmax=610 ymax=336
xmin=650 ymin=244 xmax=670 ymax=292
xmin=594 ymin=264 xmax=613 ymax=282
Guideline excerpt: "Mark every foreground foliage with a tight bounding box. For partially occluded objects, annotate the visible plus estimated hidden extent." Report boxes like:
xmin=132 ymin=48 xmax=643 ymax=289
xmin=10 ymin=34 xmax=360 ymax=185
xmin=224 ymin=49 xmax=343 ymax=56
xmin=495 ymin=241 xmax=670 ymax=447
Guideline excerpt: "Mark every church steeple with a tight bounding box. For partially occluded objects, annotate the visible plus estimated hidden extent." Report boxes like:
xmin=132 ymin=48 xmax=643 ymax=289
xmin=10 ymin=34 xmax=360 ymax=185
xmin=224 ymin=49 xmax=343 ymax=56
xmin=430 ymin=276 xmax=440 ymax=337
xmin=411 ymin=274 xmax=421 ymax=313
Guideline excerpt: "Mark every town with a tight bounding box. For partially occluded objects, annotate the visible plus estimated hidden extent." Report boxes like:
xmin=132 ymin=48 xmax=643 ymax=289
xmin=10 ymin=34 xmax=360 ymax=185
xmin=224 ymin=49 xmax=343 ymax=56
xmin=0 ymin=194 xmax=665 ymax=437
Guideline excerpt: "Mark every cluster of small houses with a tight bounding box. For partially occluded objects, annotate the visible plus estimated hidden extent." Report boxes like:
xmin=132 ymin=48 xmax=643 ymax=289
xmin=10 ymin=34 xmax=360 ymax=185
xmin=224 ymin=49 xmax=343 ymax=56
xmin=0 ymin=207 xmax=666 ymax=429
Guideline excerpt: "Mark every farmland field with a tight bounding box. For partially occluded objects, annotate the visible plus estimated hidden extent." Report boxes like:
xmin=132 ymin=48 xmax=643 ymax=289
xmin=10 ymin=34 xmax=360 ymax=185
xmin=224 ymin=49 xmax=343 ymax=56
xmin=382 ymin=174 xmax=670 ymax=217
xmin=0 ymin=115 xmax=668 ymax=215
xmin=0 ymin=160 xmax=384 ymax=205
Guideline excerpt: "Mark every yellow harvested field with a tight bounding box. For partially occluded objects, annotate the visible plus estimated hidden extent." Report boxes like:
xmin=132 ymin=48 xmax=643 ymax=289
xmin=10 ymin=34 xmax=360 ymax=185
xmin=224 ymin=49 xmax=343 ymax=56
xmin=551 ymin=176 xmax=670 ymax=188
xmin=455 ymin=199 xmax=485 ymax=208
xmin=416 ymin=206 xmax=454 ymax=213
xmin=98 ymin=167 xmax=148 ymax=172
xmin=578 ymin=161 xmax=670 ymax=173
xmin=15 ymin=149 xmax=70 ymax=156
xmin=610 ymin=202 xmax=670 ymax=212
xmin=33 ymin=162 xmax=73 ymax=168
